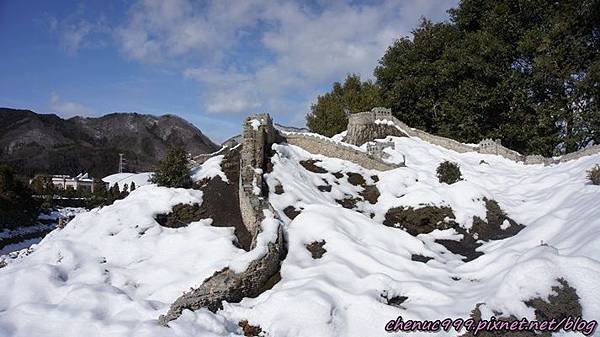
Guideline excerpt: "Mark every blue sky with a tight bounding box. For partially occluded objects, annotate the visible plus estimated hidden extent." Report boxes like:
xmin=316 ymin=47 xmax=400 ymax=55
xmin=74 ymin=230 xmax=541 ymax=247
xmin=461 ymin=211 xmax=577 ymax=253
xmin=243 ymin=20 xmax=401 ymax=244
xmin=0 ymin=0 xmax=456 ymax=142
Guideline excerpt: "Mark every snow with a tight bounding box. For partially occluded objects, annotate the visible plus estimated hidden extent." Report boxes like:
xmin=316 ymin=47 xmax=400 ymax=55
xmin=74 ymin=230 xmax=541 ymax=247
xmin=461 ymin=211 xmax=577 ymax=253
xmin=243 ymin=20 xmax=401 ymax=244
xmin=249 ymin=119 xmax=261 ymax=130
xmin=0 ymin=186 xmax=247 ymax=337
xmin=190 ymin=155 xmax=228 ymax=183
xmin=331 ymin=130 xmax=347 ymax=142
xmin=1 ymin=132 xmax=599 ymax=337
xmin=375 ymin=118 xmax=395 ymax=126
xmin=103 ymin=172 xmax=152 ymax=191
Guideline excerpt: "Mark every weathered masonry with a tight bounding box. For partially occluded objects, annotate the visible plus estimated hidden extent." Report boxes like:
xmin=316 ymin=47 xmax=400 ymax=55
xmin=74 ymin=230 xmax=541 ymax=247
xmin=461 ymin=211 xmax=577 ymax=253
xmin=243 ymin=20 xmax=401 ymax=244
xmin=344 ymin=107 xmax=600 ymax=165
xmin=159 ymin=113 xmax=400 ymax=325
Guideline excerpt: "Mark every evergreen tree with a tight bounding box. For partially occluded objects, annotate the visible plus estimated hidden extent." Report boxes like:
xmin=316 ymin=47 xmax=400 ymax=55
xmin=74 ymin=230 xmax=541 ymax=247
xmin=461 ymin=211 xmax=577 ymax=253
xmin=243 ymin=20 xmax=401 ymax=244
xmin=130 ymin=181 xmax=136 ymax=191
xmin=0 ymin=165 xmax=40 ymax=229
xmin=309 ymin=1 xmax=600 ymax=156
xmin=150 ymin=146 xmax=192 ymax=188
xmin=306 ymin=74 xmax=383 ymax=137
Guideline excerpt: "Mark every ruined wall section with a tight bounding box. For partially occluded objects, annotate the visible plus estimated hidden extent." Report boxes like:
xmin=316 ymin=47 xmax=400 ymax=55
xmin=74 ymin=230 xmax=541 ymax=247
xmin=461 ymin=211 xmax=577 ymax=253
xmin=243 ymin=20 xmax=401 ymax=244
xmin=284 ymin=132 xmax=400 ymax=171
xmin=160 ymin=114 xmax=285 ymax=326
xmin=345 ymin=108 xmax=476 ymax=153
xmin=345 ymin=108 xmax=600 ymax=165
xmin=238 ymin=114 xmax=279 ymax=238
xmin=344 ymin=108 xmax=408 ymax=146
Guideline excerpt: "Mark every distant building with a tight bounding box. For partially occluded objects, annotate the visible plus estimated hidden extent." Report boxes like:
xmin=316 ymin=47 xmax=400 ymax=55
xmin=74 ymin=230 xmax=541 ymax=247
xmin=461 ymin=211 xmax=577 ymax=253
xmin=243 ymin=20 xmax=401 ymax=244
xmin=50 ymin=173 xmax=96 ymax=192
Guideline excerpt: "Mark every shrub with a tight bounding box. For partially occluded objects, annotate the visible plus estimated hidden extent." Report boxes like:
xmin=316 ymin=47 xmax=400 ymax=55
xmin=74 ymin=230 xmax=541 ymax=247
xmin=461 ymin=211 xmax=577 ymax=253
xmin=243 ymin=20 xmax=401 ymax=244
xmin=155 ymin=203 xmax=205 ymax=228
xmin=588 ymin=165 xmax=600 ymax=185
xmin=150 ymin=146 xmax=192 ymax=188
xmin=436 ymin=161 xmax=462 ymax=184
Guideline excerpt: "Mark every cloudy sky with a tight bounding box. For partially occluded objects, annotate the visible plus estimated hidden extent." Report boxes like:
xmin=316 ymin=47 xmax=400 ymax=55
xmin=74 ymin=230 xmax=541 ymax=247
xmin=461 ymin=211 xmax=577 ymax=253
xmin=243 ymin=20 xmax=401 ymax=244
xmin=0 ymin=0 xmax=456 ymax=142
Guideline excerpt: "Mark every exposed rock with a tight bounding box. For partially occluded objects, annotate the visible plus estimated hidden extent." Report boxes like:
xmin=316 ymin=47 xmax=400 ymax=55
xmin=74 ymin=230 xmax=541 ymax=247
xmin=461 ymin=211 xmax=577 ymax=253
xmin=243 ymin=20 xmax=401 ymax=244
xmin=299 ymin=159 xmax=328 ymax=173
xmin=461 ymin=278 xmax=582 ymax=337
xmin=317 ymin=184 xmax=332 ymax=192
xmin=333 ymin=172 xmax=344 ymax=179
xmin=305 ymin=240 xmax=327 ymax=259
xmin=360 ymin=185 xmax=380 ymax=204
xmin=155 ymin=203 xmax=205 ymax=228
xmin=274 ymin=183 xmax=284 ymax=194
xmin=238 ymin=320 xmax=262 ymax=337
xmin=435 ymin=228 xmax=483 ymax=262
xmin=383 ymin=205 xmax=456 ymax=235
xmin=411 ymin=254 xmax=433 ymax=263
xmin=471 ymin=198 xmax=524 ymax=241
xmin=283 ymin=206 xmax=302 ymax=220
xmin=336 ymin=196 xmax=359 ymax=209
xmin=346 ymin=172 xmax=366 ymax=186
xmin=381 ymin=290 xmax=408 ymax=308
xmin=252 ymin=271 xmax=281 ymax=296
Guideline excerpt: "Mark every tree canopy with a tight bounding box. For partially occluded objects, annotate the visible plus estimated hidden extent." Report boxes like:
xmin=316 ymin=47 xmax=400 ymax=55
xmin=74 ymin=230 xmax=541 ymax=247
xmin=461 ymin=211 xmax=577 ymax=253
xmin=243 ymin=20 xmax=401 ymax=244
xmin=306 ymin=74 xmax=383 ymax=137
xmin=150 ymin=146 xmax=192 ymax=188
xmin=308 ymin=0 xmax=600 ymax=156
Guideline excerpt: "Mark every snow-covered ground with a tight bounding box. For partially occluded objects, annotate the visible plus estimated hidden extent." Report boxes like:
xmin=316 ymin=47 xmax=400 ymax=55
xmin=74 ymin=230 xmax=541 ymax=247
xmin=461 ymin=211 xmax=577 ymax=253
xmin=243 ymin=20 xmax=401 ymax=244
xmin=103 ymin=172 xmax=152 ymax=191
xmin=0 ymin=135 xmax=599 ymax=337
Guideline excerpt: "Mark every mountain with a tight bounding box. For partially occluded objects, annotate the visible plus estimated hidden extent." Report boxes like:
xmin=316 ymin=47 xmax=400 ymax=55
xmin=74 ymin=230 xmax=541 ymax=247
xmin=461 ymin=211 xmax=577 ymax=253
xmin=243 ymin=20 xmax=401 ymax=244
xmin=0 ymin=108 xmax=219 ymax=177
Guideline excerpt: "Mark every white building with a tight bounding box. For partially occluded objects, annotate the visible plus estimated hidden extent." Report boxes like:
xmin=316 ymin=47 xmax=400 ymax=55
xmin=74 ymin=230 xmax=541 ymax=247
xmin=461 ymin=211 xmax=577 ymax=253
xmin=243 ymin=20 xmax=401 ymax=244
xmin=50 ymin=173 xmax=95 ymax=192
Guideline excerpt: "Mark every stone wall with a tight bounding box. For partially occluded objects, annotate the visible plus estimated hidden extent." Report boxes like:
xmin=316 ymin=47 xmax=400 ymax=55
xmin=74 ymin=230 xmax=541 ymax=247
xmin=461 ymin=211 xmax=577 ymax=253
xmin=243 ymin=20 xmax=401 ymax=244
xmin=160 ymin=114 xmax=286 ymax=326
xmin=556 ymin=144 xmax=600 ymax=163
xmin=239 ymin=114 xmax=281 ymax=238
xmin=345 ymin=107 xmax=600 ymax=165
xmin=344 ymin=108 xmax=407 ymax=146
xmin=284 ymin=133 xmax=400 ymax=171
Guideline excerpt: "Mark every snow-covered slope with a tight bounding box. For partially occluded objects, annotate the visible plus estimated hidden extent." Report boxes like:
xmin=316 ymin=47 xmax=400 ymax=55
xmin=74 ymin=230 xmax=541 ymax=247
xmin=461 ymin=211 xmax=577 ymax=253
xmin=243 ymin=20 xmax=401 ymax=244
xmin=103 ymin=172 xmax=152 ymax=191
xmin=1 ymin=135 xmax=599 ymax=337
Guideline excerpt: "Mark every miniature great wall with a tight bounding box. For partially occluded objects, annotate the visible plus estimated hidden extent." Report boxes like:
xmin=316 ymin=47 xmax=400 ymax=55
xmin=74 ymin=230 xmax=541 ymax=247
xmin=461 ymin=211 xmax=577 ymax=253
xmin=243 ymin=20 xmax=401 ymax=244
xmin=160 ymin=108 xmax=600 ymax=324
xmin=344 ymin=107 xmax=600 ymax=165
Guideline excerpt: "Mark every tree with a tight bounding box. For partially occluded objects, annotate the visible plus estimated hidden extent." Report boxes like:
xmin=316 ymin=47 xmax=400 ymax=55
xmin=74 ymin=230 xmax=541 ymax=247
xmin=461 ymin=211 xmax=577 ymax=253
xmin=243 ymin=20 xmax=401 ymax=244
xmin=150 ymin=146 xmax=192 ymax=188
xmin=311 ymin=1 xmax=599 ymax=156
xmin=130 ymin=181 xmax=136 ymax=191
xmin=0 ymin=165 xmax=40 ymax=229
xmin=306 ymin=74 xmax=383 ymax=137
xmin=30 ymin=175 xmax=53 ymax=195
xmin=374 ymin=2 xmax=600 ymax=156
xmin=375 ymin=19 xmax=522 ymax=149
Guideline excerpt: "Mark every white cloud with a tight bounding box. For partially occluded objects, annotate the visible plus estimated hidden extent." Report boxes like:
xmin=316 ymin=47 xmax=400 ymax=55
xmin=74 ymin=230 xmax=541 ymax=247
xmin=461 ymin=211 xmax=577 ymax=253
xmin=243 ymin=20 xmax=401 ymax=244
xmin=115 ymin=0 xmax=266 ymax=63
xmin=50 ymin=93 xmax=92 ymax=117
xmin=45 ymin=5 xmax=111 ymax=55
xmin=116 ymin=0 xmax=457 ymax=124
xmin=62 ymin=21 xmax=94 ymax=54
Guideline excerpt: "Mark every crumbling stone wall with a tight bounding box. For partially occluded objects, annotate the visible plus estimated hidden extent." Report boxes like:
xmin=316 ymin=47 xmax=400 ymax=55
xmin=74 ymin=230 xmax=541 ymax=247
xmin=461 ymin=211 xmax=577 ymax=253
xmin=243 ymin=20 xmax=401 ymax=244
xmin=160 ymin=114 xmax=286 ymax=326
xmin=478 ymin=139 xmax=524 ymax=162
xmin=158 ymin=207 xmax=285 ymax=325
xmin=344 ymin=108 xmax=407 ymax=146
xmin=239 ymin=114 xmax=280 ymax=237
xmin=285 ymin=133 xmax=400 ymax=171
xmin=344 ymin=107 xmax=600 ymax=165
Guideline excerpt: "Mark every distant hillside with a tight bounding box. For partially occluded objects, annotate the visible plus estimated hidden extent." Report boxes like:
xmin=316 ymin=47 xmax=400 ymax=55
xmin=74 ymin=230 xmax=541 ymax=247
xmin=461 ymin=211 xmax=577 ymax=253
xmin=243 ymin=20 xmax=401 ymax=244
xmin=0 ymin=108 xmax=219 ymax=177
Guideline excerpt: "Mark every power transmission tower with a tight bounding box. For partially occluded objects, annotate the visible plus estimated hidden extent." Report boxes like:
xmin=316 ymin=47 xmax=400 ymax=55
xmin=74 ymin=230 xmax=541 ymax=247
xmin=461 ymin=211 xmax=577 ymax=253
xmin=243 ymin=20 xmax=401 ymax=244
xmin=118 ymin=153 xmax=127 ymax=173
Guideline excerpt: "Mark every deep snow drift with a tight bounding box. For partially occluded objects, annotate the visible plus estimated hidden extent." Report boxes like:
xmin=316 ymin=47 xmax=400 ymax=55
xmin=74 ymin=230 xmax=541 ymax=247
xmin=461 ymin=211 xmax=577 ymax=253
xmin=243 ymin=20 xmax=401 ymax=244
xmin=1 ymin=134 xmax=599 ymax=337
